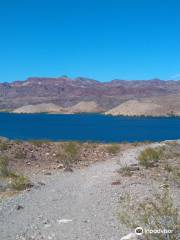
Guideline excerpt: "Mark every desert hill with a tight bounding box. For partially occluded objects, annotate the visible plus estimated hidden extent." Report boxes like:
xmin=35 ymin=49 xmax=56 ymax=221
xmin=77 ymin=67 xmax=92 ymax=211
xmin=67 ymin=101 xmax=104 ymax=113
xmin=13 ymin=101 xmax=104 ymax=114
xmin=105 ymin=95 xmax=180 ymax=116
xmin=13 ymin=103 xmax=66 ymax=114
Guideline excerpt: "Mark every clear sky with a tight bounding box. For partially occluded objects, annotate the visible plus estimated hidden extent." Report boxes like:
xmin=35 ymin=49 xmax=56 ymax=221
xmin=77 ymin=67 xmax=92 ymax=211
xmin=0 ymin=0 xmax=180 ymax=82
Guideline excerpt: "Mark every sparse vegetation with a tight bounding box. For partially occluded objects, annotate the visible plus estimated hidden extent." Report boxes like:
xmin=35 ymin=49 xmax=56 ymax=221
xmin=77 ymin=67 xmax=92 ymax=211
xmin=9 ymin=174 xmax=31 ymax=191
xmin=0 ymin=153 xmax=31 ymax=192
xmin=0 ymin=155 xmax=10 ymax=177
xmin=57 ymin=142 xmax=81 ymax=168
xmin=0 ymin=140 xmax=9 ymax=151
xmin=138 ymin=147 xmax=163 ymax=168
xmin=118 ymin=189 xmax=180 ymax=240
xmin=106 ymin=144 xmax=120 ymax=154
xmin=117 ymin=164 xmax=133 ymax=177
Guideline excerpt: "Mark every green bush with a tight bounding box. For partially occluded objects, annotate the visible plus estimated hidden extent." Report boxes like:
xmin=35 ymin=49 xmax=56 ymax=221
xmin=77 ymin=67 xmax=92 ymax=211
xmin=106 ymin=144 xmax=120 ymax=154
xmin=138 ymin=147 xmax=163 ymax=168
xmin=57 ymin=142 xmax=80 ymax=168
xmin=10 ymin=174 xmax=31 ymax=191
xmin=118 ymin=189 xmax=180 ymax=240
xmin=0 ymin=155 xmax=9 ymax=177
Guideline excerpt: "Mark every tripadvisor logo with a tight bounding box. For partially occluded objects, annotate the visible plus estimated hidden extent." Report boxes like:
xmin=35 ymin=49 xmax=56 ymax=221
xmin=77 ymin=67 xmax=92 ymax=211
xmin=135 ymin=226 xmax=173 ymax=236
xmin=135 ymin=227 xmax=143 ymax=235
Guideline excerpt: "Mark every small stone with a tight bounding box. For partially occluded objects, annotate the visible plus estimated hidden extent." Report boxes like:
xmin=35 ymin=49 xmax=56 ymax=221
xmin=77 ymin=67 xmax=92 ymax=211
xmin=44 ymin=172 xmax=52 ymax=175
xmin=111 ymin=180 xmax=121 ymax=185
xmin=16 ymin=205 xmax=24 ymax=210
xmin=38 ymin=182 xmax=46 ymax=186
xmin=64 ymin=167 xmax=73 ymax=172
xmin=57 ymin=164 xmax=63 ymax=169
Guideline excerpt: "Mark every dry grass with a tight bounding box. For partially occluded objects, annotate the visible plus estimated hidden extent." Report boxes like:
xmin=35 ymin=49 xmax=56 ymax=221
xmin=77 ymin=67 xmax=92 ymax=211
xmin=117 ymin=164 xmax=133 ymax=177
xmin=57 ymin=142 xmax=81 ymax=168
xmin=138 ymin=147 xmax=163 ymax=168
xmin=118 ymin=189 xmax=180 ymax=240
xmin=105 ymin=144 xmax=120 ymax=154
xmin=9 ymin=173 xmax=31 ymax=191
xmin=0 ymin=140 xmax=9 ymax=151
xmin=0 ymin=155 xmax=10 ymax=177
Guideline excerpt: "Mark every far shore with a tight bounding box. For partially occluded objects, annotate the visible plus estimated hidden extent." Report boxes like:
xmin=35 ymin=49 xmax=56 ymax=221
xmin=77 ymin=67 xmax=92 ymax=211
xmin=0 ymin=110 xmax=180 ymax=118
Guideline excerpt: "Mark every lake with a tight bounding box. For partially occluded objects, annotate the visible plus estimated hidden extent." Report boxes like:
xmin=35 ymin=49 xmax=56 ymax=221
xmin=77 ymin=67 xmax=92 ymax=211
xmin=0 ymin=113 xmax=180 ymax=143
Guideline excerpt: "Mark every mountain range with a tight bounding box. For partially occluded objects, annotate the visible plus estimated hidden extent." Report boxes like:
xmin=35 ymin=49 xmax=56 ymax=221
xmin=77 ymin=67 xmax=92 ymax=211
xmin=1 ymin=76 xmax=180 ymax=116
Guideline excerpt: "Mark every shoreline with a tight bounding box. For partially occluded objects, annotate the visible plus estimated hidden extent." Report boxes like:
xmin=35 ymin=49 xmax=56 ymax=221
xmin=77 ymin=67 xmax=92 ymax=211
xmin=0 ymin=111 xmax=180 ymax=118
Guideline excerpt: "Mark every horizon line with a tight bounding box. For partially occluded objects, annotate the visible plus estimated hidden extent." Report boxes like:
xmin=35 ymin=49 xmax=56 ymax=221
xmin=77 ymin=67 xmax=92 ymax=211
xmin=1 ymin=76 xmax=180 ymax=84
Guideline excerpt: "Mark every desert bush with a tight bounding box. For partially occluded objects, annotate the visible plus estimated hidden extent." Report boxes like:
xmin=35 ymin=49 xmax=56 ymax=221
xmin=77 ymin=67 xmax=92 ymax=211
xmin=118 ymin=189 xmax=180 ymax=240
xmin=138 ymin=147 xmax=163 ymax=168
xmin=117 ymin=164 xmax=133 ymax=177
xmin=106 ymin=144 xmax=120 ymax=154
xmin=10 ymin=174 xmax=31 ymax=191
xmin=0 ymin=155 xmax=10 ymax=177
xmin=0 ymin=140 xmax=9 ymax=151
xmin=57 ymin=142 xmax=81 ymax=168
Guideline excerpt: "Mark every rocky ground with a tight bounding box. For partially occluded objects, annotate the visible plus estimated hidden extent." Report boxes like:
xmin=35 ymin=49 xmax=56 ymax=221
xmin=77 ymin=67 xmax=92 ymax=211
xmin=0 ymin=140 xmax=179 ymax=240
xmin=0 ymin=139 xmax=127 ymax=174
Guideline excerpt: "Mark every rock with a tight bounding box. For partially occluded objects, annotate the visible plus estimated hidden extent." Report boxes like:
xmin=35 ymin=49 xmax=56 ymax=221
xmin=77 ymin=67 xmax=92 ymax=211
xmin=56 ymin=164 xmax=64 ymax=169
xmin=128 ymin=165 xmax=140 ymax=171
xmin=120 ymin=233 xmax=139 ymax=240
xmin=64 ymin=167 xmax=73 ymax=172
xmin=38 ymin=181 xmax=46 ymax=186
xmin=111 ymin=180 xmax=121 ymax=185
xmin=16 ymin=205 xmax=24 ymax=210
xmin=44 ymin=172 xmax=52 ymax=175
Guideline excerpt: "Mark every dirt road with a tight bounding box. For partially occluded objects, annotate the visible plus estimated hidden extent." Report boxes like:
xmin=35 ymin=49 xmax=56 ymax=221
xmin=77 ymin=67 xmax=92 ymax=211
xmin=0 ymin=143 xmax=162 ymax=240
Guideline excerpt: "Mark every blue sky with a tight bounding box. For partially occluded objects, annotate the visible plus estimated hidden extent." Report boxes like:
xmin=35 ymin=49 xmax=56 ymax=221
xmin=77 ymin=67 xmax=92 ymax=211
xmin=0 ymin=0 xmax=180 ymax=82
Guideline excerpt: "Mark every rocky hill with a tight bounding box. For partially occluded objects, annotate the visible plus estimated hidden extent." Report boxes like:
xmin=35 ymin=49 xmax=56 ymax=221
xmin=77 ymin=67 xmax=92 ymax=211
xmin=1 ymin=77 xmax=180 ymax=112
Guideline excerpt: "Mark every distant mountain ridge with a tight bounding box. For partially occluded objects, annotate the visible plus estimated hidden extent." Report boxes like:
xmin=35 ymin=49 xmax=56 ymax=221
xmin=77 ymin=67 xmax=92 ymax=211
xmin=1 ymin=76 xmax=180 ymax=114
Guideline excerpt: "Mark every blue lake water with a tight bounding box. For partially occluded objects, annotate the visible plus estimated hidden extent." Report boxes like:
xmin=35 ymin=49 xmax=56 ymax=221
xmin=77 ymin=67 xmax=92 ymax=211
xmin=0 ymin=113 xmax=180 ymax=143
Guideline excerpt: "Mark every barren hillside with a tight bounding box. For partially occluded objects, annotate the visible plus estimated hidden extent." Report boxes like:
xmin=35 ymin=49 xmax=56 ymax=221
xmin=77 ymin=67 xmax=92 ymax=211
xmin=106 ymin=95 xmax=180 ymax=116
xmin=13 ymin=101 xmax=104 ymax=114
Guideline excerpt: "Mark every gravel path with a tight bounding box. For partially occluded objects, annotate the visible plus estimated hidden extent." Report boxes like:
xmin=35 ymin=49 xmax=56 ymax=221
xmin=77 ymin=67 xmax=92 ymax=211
xmin=0 ymin=143 xmax=163 ymax=240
